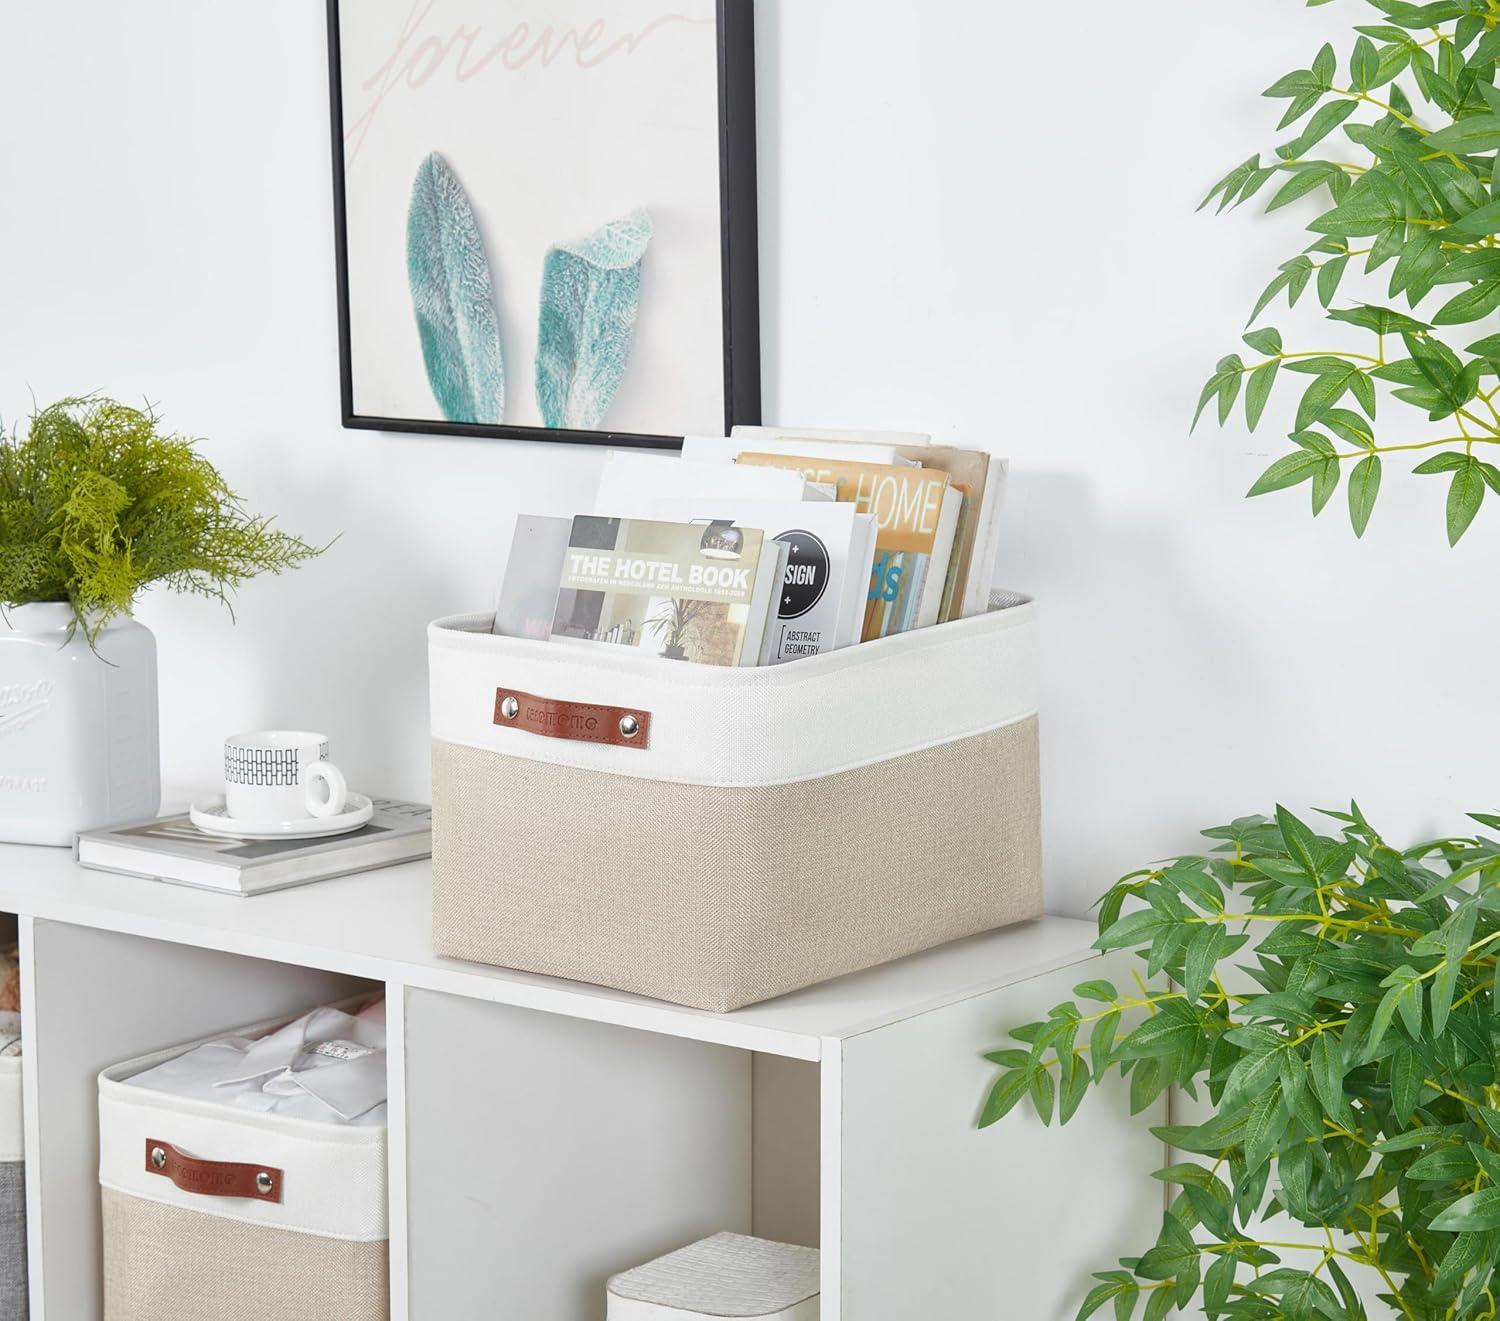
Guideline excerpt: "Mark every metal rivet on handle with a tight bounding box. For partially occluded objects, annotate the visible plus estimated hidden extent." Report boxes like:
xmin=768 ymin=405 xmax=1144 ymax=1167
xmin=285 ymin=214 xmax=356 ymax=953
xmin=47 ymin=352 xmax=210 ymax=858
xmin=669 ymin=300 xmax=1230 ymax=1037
xmin=256 ymin=1171 xmax=275 ymax=1195
xmin=150 ymin=1146 xmax=166 ymax=1170
xmin=619 ymin=715 xmax=640 ymax=740
xmin=500 ymin=696 xmax=519 ymax=721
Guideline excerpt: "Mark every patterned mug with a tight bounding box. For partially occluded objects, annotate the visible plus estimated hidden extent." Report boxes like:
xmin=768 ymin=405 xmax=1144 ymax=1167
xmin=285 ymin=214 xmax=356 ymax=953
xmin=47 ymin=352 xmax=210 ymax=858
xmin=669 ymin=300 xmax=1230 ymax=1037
xmin=223 ymin=731 xmax=348 ymax=825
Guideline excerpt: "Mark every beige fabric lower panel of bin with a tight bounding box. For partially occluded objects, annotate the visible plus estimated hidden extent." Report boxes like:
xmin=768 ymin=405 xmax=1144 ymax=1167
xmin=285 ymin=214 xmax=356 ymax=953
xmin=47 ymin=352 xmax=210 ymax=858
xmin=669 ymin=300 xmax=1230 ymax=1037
xmin=433 ymin=716 xmax=1042 ymax=1012
xmin=102 ymin=1190 xmax=388 ymax=1321
xmin=98 ymin=1011 xmax=389 ymax=1321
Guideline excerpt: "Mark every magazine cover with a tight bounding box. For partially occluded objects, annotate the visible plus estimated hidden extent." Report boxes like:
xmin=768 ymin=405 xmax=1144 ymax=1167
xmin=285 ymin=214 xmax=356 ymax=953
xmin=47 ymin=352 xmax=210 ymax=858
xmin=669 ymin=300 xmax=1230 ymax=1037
xmin=735 ymin=453 xmax=955 ymax=640
xmin=649 ymin=497 xmax=877 ymax=663
xmin=551 ymin=516 xmax=774 ymax=666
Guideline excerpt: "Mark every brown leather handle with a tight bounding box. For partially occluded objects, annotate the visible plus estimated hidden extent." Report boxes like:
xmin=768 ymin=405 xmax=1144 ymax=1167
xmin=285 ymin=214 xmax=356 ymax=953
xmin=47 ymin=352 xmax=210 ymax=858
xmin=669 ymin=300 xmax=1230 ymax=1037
xmin=145 ymin=1139 xmax=284 ymax=1204
xmin=493 ymin=687 xmax=652 ymax=750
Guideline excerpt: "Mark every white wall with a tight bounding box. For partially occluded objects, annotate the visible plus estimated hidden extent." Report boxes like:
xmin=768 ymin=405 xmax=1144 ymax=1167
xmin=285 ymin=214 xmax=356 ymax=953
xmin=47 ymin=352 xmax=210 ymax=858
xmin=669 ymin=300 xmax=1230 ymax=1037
xmin=1 ymin=1 xmax=1493 ymax=917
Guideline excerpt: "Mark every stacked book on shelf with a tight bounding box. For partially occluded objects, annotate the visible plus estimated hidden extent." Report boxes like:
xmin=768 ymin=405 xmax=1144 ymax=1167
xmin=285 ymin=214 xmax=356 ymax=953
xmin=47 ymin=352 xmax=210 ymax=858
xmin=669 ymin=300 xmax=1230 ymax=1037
xmin=76 ymin=799 xmax=433 ymax=896
xmin=495 ymin=426 xmax=1008 ymax=667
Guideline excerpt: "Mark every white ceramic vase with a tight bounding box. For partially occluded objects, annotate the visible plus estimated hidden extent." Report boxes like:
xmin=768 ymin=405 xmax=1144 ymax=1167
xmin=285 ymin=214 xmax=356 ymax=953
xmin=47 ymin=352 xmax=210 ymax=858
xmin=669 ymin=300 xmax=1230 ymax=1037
xmin=0 ymin=603 xmax=161 ymax=846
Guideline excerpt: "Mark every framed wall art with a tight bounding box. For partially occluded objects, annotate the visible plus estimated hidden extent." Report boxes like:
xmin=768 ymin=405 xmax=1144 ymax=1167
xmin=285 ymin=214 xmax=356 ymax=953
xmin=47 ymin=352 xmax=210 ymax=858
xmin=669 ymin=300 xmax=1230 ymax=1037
xmin=326 ymin=0 xmax=760 ymax=449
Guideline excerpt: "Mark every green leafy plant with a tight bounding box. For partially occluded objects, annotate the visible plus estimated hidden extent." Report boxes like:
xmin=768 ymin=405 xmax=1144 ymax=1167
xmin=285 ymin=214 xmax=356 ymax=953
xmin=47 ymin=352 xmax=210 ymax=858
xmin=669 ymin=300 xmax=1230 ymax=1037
xmin=1197 ymin=1 xmax=1500 ymax=544
xmin=982 ymin=806 xmax=1500 ymax=1320
xmin=0 ymin=397 xmax=322 ymax=642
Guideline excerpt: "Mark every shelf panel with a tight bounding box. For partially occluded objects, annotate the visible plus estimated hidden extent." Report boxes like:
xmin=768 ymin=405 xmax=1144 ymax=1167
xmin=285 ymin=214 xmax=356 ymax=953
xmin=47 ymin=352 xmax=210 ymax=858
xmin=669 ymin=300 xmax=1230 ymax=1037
xmin=403 ymin=989 xmax=751 ymax=1319
xmin=0 ymin=844 xmax=1099 ymax=1060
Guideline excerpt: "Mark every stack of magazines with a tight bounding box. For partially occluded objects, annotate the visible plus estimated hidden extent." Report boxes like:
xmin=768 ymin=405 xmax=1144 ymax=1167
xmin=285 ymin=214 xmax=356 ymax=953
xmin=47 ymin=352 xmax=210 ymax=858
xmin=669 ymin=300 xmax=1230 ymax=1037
xmin=495 ymin=427 xmax=1007 ymax=667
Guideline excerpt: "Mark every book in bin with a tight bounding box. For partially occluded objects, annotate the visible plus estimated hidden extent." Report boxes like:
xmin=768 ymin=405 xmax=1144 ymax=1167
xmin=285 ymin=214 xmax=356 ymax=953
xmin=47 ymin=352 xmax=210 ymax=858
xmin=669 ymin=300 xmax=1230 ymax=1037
xmin=551 ymin=515 xmax=786 ymax=666
xmin=735 ymin=453 xmax=961 ymax=640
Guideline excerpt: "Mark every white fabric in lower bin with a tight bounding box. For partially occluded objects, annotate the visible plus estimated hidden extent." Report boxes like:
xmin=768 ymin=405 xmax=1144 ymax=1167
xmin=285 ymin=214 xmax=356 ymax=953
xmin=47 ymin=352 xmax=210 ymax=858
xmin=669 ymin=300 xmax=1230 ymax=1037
xmin=0 ymin=1014 xmax=27 ymax=1320
xmin=98 ymin=1000 xmax=389 ymax=1321
xmin=608 ymin=1234 xmax=820 ymax=1321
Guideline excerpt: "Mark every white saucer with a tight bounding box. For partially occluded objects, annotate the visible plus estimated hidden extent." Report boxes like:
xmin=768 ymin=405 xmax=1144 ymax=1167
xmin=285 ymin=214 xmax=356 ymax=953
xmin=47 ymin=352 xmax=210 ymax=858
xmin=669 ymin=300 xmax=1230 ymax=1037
xmin=189 ymin=793 xmax=375 ymax=841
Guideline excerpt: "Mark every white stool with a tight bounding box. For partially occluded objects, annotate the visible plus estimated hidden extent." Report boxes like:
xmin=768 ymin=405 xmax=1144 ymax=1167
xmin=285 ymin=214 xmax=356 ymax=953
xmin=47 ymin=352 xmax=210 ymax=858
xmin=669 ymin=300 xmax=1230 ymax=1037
xmin=607 ymin=1233 xmax=820 ymax=1321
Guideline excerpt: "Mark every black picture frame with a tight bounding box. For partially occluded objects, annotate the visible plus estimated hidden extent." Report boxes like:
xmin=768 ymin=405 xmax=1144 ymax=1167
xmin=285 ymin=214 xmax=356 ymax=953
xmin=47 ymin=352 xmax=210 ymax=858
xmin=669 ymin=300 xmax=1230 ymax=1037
xmin=324 ymin=0 xmax=760 ymax=451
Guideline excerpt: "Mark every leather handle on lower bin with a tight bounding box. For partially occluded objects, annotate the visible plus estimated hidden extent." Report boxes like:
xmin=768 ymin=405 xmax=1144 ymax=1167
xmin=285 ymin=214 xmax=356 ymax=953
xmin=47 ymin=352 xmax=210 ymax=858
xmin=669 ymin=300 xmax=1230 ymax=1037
xmin=145 ymin=1139 xmax=284 ymax=1203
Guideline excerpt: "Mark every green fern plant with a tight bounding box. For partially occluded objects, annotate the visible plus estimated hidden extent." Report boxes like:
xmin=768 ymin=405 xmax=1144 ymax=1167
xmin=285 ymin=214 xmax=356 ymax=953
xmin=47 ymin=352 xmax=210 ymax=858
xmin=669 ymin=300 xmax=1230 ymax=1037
xmin=0 ymin=397 xmax=323 ymax=641
xmin=1198 ymin=0 xmax=1500 ymax=544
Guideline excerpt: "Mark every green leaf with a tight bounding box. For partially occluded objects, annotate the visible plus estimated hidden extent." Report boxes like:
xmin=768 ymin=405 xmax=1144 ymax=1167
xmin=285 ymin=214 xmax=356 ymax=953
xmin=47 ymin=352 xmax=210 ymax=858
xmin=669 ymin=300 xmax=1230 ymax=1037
xmin=1090 ymin=1009 xmax=1122 ymax=1080
xmin=1444 ymin=198 xmax=1500 ymax=242
xmin=1424 ymin=112 xmax=1500 ymax=154
xmin=1447 ymin=458 xmax=1486 ymax=544
xmin=1243 ymin=327 xmax=1283 ymax=356
xmin=1308 ymin=170 xmax=1406 ymax=237
xmin=978 ymin=1069 xmax=1029 ymax=1128
xmin=1430 ymin=895 xmax=1478 ymax=1034
xmin=1285 ymin=360 xmax=1370 ymax=429
xmin=1433 ymin=1230 xmax=1488 ymax=1297
xmin=1351 ymin=35 xmax=1381 ymax=90
xmin=1318 ymin=253 xmax=1351 ymax=306
xmin=1183 ymin=924 xmax=1230 ymax=1003
xmin=1243 ymin=1083 xmax=1288 ymax=1172
xmin=1245 ymin=361 xmax=1280 ymax=432
xmin=1326 ymin=303 xmax=1430 ymax=334
xmin=1321 ymin=407 xmax=1375 ymax=448
xmin=1076 ymin=1274 xmax=1138 ymax=1321
xmin=1312 ymin=42 xmax=1336 ymax=89
xmin=1247 ymin=450 xmax=1324 ymax=497
xmin=1136 ymin=1213 xmax=1202 ymax=1295
xmin=1117 ymin=1002 xmax=1202 ymax=1061
xmin=1413 ymin=450 xmax=1470 ymax=474
xmin=981 ymin=1049 xmax=1030 ymax=1068
xmin=1312 ymin=455 xmax=1339 ymax=514
xmin=1391 ymin=229 xmax=1446 ymax=304
xmin=1268 ymin=163 xmax=1343 ymax=212
xmin=1059 ymin=1054 xmax=1090 ymax=1123
xmin=1202 ymin=154 xmax=1262 ymax=212
xmin=1276 ymin=804 xmax=1323 ymax=878
xmin=1431 ymin=1186 xmax=1500 ymax=1232
xmin=1203 ymin=1252 xmax=1236 ymax=1313
xmin=1406 ymin=1144 xmax=1477 ymax=1182
xmin=1390 ymin=1043 xmax=1424 ymax=1123
xmin=1433 ymin=278 xmax=1500 ymax=325
xmin=1348 ymin=453 xmax=1382 ymax=538
xmin=1029 ymin=1059 xmax=1056 ymax=1125
xmin=1193 ymin=356 xmax=1245 ymax=431
xmin=1096 ymin=907 xmax=1176 ymax=952
xmin=1373 ymin=965 xmax=1424 ymax=1053
xmin=1073 ymin=980 xmax=1118 ymax=1003
xmin=1308 ymin=1031 xmax=1349 ymax=1120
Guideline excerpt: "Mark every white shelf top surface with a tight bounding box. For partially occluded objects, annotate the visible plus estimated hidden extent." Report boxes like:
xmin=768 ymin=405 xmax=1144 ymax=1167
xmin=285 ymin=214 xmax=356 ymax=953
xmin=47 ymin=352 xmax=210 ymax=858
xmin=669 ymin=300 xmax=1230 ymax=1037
xmin=0 ymin=844 xmax=1100 ymax=1061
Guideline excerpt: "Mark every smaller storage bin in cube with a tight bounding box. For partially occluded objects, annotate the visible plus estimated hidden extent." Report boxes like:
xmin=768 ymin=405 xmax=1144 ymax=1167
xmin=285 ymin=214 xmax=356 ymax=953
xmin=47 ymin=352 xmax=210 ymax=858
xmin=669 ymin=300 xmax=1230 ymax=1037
xmin=608 ymin=1233 xmax=820 ymax=1320
xmin=0 ymin=1009 xmax=25 ymax=1320
xmin=98 ymin=1000 xmax=389 ymax=1321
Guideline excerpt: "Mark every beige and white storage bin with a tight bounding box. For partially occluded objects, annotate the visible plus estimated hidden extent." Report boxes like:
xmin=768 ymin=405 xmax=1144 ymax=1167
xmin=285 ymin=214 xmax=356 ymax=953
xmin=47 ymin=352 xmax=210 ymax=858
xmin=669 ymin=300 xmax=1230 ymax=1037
xmin=608 ymin=1233 xmax=820 ymax=1320
xmin=0 ymin=1013 xmax=26 ymax=1320
xmin=98 ymin=1001 xmax=389 ymax=1321
xmin=429 ymin=592 xmax=1042 ymax=1011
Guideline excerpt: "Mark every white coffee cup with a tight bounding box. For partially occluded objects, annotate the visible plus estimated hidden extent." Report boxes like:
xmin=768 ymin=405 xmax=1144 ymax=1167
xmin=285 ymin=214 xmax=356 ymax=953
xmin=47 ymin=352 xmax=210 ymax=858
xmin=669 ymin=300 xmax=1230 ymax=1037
xmin=223 ymin=731 xmax=348 ymax=825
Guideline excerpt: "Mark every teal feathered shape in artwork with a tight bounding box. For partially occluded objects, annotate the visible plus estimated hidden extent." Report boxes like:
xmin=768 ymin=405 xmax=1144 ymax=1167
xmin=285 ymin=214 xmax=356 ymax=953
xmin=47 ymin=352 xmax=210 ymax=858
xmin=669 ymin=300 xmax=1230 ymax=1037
xmin=406 ymin=152 xmax=506 ymax=424
xmin=535 ymin=209 xmax=653 ymax=430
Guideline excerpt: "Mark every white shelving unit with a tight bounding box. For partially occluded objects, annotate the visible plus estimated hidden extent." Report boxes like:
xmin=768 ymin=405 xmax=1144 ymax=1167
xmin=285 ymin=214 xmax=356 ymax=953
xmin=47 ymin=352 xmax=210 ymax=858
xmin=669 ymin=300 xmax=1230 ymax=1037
xmin=0 ymin=842 xmax=1167 ymax=1319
